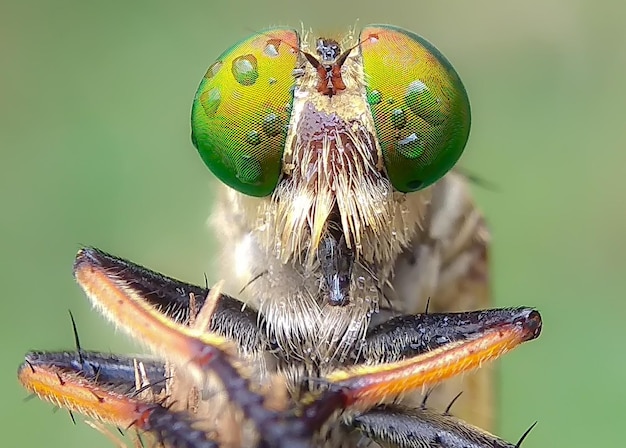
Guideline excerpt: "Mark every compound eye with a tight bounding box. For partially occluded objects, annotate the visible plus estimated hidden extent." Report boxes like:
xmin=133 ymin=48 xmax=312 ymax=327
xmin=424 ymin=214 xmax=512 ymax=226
xmin=191 ymin=28 xmax=299 ymax=197
xmin=360 ymin=25 xmax=471 ymax=192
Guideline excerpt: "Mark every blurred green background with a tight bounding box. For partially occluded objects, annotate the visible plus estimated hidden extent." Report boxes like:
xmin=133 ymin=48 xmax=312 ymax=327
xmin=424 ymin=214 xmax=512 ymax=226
xmin=2 ymin=0 xmax=624 ymax=446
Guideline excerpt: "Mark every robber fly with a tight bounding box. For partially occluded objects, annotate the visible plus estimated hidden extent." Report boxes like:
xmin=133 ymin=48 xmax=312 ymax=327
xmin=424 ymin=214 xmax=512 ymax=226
xmin=18 ymin=25 xmax=541 ymax=447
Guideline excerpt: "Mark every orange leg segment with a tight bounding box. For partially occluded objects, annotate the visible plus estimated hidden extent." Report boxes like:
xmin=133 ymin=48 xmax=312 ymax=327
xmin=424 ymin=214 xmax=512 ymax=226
xmin=327 ymin=308 xmax=542 ymax=408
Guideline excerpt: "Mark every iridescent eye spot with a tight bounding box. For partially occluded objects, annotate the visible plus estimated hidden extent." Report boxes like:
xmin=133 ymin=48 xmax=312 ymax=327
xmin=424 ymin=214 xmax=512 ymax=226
xmin=262 ymin=113 xmax=283 ymax=137
xmin=204 ymin=61 xmax=223 ymax=79
xmin=367 ymin=89 xmax=382 ymax=106
xmin=397 ymin=133 xmax=425 ymax=159
xmin=246 ymin=131 xmax=261 ymax=146
xmin=391 ymin=108 xmax=407 ymax=129
xmin=199 ymin=88 xmax=221 ymax=117
xmin=231 ymin=54 xmax=259 ymax=86
xmin=264 ymin=39 xmax=282 ymax=57
xmin=235 ymin=155 xmax=263 ymax=184
xmin=405 ymin=80 xmax=445 ymax=125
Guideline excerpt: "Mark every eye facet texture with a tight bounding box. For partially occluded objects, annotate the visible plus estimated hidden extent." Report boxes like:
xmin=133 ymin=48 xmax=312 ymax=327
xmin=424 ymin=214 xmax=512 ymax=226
xmin=360 ymin=25 xmax=471 ymax=192
xmin=191 ymin=28 xmax=299 ymax=197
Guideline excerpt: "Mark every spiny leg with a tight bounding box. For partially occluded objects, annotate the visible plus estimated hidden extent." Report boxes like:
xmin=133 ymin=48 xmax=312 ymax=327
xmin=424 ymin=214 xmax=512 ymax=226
xmin=321 ymin=308 xmax=542 ymax=447
xmin=352 ymin=308 xmax=539 ymax=364
xmin=18 ymin=248 xmax=344 ymax=447
xmin=278 ymin=308 xmax=541 ymax=447
xmin=18 ymin=358 xmax=217 ymax=447
xmin=21 ymin=350 xmax=166 ymax=395
xmin=327 ymin=307 xmax=540 ymax=407
xmin=19 ymin=308 xmax=170 ymax=439
xmin=19 ymin=248 xmax=542 ymax=447
xmin=347 ymin=405 xmax=536 ymax=448
xmin=79 ymin=247 xmax=267 ymax=354
xmin=71 ymin=247 xmax=346 ymax=448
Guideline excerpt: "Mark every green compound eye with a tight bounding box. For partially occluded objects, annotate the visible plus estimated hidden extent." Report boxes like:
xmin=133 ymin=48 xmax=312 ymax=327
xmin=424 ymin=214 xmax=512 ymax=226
xmin=359 ymin=25 xmax=471 ymax=192
xmin=191 ymin=28 xmax=299 ymax=197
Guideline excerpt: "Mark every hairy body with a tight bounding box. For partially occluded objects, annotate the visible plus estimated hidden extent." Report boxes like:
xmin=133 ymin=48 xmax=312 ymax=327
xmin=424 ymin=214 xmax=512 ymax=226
xmin=214 ymin=169 xmax=493 ymax=436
